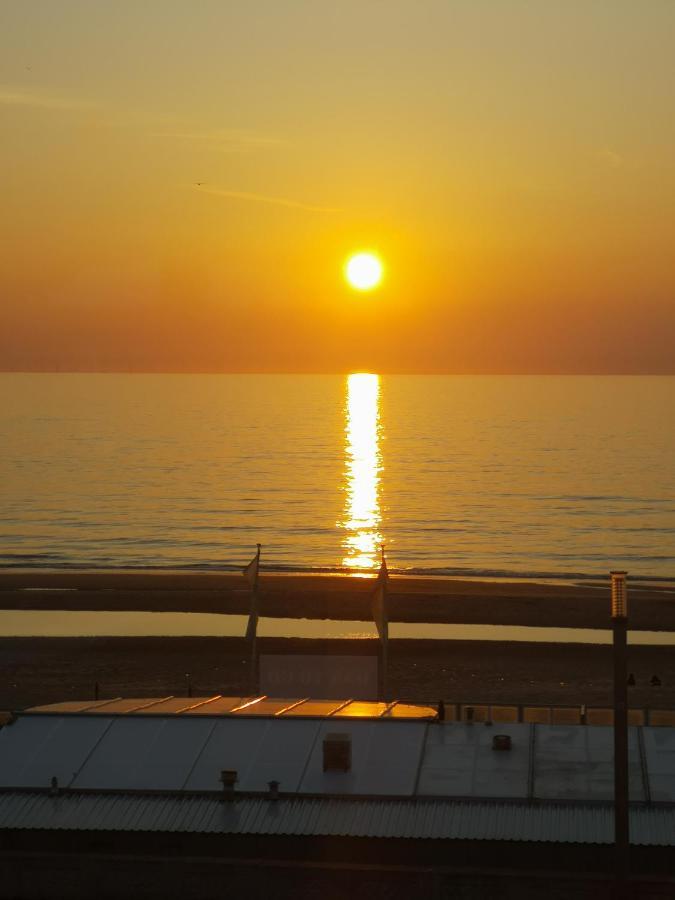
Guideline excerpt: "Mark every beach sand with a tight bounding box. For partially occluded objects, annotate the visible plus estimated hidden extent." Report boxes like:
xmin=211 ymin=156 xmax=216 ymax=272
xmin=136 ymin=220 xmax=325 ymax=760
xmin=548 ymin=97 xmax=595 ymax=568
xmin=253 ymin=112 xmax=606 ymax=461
xmin=1 ymin=569 xmax=675 ymax=630
xmin=2 ymin=570 xmax=673 ymax=713
xmin=2 ymin=636 xmax=674 ymax=713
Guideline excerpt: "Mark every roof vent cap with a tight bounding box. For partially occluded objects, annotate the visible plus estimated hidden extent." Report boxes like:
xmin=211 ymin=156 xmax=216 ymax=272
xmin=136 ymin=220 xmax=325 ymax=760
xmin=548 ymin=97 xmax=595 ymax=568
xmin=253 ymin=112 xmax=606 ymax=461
xmin=220 ymin=769 xmax=238 ymax=792
xmin=268 ymin=780 xmax=280 ymax=800
xmin=323 ymin=732 xmax=351 ymax=772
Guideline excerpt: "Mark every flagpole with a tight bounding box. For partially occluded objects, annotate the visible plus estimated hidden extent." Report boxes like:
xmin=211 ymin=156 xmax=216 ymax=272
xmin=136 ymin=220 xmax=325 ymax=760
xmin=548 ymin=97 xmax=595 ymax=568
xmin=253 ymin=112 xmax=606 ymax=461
xmin=245 ymin=544 xmax=261 ymax=696
xmin=379 ymin=544 xmax=388 ymax=701
xmin=251 ymin=543 xmax=261 ymax=695
xmin=380 ymin=625 xmax=388 ymax=701
xmin=250 ymin=636 xmax=258 ymax=695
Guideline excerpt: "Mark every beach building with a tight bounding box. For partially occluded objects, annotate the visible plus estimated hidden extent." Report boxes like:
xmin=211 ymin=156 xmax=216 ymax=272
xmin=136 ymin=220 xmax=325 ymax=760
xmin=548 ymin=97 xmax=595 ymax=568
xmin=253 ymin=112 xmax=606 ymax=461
xmin=0 ymin=696 xmax=674 ymax=899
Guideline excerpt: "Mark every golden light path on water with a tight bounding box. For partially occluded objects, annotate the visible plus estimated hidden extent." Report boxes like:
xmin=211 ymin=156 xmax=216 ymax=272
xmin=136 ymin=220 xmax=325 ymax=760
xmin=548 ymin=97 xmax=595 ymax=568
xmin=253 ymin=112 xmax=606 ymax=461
xmin=340 ymin=373 xmax=383 ymax=569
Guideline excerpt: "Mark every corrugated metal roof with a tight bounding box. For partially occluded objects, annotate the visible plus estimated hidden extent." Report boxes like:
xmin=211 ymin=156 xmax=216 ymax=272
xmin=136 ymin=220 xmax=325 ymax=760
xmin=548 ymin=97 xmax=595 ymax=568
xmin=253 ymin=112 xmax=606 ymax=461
xmin=0 ymin=792 xmax=673 ymax=845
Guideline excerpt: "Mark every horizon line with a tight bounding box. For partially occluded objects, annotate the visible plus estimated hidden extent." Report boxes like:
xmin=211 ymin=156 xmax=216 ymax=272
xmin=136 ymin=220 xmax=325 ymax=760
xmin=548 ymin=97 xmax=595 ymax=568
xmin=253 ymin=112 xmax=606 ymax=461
xmin=2 ymin=370 xmax=675 ymax=377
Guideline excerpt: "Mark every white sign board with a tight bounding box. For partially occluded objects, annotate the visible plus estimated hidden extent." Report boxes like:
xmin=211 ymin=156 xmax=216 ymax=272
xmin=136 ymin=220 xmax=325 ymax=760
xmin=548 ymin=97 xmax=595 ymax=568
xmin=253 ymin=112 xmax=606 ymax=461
xmin=259 ymin=654 xmax=378 ymax=699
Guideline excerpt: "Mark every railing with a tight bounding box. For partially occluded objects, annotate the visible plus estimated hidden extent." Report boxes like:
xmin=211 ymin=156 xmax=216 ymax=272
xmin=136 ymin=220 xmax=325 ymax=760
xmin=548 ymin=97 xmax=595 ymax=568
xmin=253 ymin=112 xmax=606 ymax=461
xmin=426 ymin=702 xmax=675 ymax=726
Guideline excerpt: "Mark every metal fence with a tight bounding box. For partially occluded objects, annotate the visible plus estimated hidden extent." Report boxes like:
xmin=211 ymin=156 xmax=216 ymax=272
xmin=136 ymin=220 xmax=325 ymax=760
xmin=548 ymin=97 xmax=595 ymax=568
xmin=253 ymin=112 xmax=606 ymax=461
xmin=432 ymin=702 xmax=675 ymax=726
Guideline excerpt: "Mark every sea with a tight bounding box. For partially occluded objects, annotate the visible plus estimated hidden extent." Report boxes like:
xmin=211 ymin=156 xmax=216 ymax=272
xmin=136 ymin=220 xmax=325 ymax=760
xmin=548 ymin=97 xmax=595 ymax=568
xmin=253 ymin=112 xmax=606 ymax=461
xmin=1 ymin=373 xmax=674 ymax=582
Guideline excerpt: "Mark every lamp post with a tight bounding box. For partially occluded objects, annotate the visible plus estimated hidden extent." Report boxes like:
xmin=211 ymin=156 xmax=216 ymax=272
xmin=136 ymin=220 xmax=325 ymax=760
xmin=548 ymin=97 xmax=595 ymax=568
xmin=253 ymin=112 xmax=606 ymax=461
xmin=610 ymin=570 xmax=629 ymax=892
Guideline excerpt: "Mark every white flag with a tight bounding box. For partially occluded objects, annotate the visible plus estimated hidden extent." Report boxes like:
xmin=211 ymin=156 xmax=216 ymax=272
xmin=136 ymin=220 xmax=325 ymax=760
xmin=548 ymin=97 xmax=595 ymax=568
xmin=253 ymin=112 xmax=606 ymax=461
xmin=243 ymin=550 xmax=260 ymax=588
xmin=243 ymin=544 xmax=261 ymax=642
xmin=372 ymin=550 xmax=388 ymax=645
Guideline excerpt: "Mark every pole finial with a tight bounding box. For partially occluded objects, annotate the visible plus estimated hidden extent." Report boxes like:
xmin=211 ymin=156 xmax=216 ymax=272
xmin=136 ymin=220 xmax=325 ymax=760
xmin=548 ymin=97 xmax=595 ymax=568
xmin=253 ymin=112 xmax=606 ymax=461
xmin=610 ymin=570 xmax=628 ymax=619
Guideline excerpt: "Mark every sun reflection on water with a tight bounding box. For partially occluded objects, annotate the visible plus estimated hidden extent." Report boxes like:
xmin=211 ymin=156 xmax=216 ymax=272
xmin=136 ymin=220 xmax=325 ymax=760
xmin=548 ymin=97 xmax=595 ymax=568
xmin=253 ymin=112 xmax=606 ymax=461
xmin=340 ymin=373 xmax=383 ymax=569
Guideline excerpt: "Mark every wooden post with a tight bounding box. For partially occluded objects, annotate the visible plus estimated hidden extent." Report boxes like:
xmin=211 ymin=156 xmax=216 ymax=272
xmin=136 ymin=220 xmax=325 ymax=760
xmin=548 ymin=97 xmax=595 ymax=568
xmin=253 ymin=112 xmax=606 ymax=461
xmin=244 ymin=544 xmax=262 ymax=696
xmin=610 ymin=571 xmax=630 ymax=895
xmin=250 ymin=632 xmax=258 ymax=696
xmin=379 ymin=639 xmax=388 ymax=701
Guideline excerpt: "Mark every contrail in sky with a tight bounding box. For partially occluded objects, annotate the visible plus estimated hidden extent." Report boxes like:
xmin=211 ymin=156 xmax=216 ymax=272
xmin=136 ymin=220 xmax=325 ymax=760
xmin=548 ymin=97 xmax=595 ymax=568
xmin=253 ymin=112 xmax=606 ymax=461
xmin=0 ymin=87 xmax=96 ymax=110
xmin=193 ymin=184 xmax=343 ymax=213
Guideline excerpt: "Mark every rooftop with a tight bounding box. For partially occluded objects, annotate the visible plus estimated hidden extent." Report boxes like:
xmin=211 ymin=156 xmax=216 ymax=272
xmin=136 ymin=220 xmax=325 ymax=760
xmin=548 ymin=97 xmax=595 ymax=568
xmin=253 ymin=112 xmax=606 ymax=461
xmin=1 ymin=699 xmax=673 ymax=846
xmin=23 ymin=695 xmax=436 ymax=719
xmin=1 ymin=700 xmax=673 ymax=804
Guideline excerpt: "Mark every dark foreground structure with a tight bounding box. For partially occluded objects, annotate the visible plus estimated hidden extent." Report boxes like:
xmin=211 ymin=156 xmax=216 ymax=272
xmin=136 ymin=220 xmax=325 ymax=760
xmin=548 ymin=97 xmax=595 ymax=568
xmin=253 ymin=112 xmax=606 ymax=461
xmin=0 ymin=695 xmax=674 ymax=899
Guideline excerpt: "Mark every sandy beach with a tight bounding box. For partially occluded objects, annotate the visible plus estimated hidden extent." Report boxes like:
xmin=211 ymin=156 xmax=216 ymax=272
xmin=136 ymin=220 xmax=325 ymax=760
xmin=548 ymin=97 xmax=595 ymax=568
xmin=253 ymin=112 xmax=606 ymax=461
xmin=2 ymin=635 xmax=674 ymax=713
xmin=1 ymin=570 xmax=674 ymax=713
xmin=1 ymin=569 xmax=675 ymax=630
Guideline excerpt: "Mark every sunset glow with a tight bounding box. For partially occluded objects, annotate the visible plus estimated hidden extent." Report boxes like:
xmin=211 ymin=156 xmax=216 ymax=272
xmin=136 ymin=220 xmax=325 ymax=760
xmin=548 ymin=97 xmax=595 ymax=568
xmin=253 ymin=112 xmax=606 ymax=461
xmin=345 ymin=253 xmax=384 ymax=292
xmin=2 ymin=8 xmax=675 ymax=885
xmin=1 ymin=4 xmax=675 ymax=373
xmin=340 ymin=373 xmax=383 ymax=569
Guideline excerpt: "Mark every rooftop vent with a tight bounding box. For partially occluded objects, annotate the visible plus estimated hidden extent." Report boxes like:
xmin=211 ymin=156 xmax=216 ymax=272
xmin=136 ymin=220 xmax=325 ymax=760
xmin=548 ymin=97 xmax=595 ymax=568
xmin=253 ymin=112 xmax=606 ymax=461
xmin=323 ymin=732 xmax=351 ymax=772
xmin=492 ymin=734 xmax=512 ymax=752
xmin=220 ymin=769 xmax=238 ymax=793
xmin=267 ymin=780 xmax=280 ymax=800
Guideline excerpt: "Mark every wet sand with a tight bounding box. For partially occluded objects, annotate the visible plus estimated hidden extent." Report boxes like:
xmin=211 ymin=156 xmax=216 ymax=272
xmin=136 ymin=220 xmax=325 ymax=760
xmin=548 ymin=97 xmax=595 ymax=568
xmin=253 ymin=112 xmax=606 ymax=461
xmin=1 ymin=569 xmax=675 ymax=630
xmin=2 ymin=636 xmax=674 ymax=713
xmin=2 ymin=571 xmax=673 ymax=713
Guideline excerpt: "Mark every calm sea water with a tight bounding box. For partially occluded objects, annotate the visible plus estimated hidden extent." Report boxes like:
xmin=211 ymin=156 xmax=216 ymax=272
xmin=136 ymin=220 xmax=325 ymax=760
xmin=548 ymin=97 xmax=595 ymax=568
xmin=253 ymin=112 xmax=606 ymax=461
xmin=1 ymin=374 xmax=674 ymax=579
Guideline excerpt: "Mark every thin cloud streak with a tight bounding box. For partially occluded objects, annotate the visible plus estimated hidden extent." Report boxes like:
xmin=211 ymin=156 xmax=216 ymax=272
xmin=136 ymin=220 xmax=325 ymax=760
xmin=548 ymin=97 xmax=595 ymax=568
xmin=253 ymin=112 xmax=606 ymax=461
xmin=0 ymin=87 xmax=96 ymax=111
xmin=194 ymin=184 xmax=343 ymax=213
xmin=154 ymin=128 xmax=288 ymax=152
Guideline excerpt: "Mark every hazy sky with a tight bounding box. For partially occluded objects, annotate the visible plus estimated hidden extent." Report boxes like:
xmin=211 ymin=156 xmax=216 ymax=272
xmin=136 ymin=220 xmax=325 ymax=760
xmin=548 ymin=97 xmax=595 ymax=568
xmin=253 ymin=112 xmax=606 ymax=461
xmin=1 ymin=1 xmax=674 ymax=373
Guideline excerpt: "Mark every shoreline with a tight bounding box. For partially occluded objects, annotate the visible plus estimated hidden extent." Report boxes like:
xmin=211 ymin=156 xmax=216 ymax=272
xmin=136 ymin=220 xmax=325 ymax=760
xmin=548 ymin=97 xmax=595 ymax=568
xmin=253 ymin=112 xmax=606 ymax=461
xmin=4 ymin=564 xmax=675 ymax=583
xmin=1 ymin=569 xmax=674 ymax=631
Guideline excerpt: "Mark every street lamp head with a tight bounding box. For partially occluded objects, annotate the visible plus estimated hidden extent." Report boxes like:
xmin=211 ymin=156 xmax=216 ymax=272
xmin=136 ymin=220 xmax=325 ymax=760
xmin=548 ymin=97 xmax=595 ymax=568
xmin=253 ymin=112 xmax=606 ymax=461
xmin=610 ymin=570 xmax=628 ymax=619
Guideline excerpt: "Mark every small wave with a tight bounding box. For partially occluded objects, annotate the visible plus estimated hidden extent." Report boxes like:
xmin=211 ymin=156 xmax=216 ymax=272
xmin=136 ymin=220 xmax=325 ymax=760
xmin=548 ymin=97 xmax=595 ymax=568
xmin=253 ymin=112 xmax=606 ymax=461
xmin=0 ymin=552 xmax=66 ymax=561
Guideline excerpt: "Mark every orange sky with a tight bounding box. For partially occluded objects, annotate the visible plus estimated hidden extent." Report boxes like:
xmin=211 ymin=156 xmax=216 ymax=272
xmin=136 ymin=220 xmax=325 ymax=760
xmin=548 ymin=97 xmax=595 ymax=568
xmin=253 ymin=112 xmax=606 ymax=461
xmin=1 ymin=1 xmax=675 ymax=373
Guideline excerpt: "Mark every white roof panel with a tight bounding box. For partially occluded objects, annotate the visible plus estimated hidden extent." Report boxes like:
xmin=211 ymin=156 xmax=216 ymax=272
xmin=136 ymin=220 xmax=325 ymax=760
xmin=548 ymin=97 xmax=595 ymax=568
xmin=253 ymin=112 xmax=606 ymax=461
xmin=238 ymin=719 xmax=321 ymax=792
xmin=72 ymin=717 xmax=216 ymax=791
xmin=184 ymin=718 xmax=273 ymax=792
xmin=417 ymin=723 xmax=530 ymax=799
xmin=534 ymin=725 xmax=645 ymax=802
xmin=182 ymin=697 xmax=252 ymax=715
xmin=123 ymin=697 xmax=207 ymax=715
xmin=233 ymin=698 xmax=302 ymax=716
xmin=26 ymin=700 xmax=119 ymax=714
xmin=298 ymin=720 xmax=427 ymax=796
xmin=86 ymin=698 xmax=172 ymax=714
xmin=184 ymin=718 xmax=322 ymax=793
xmin=643 ymin=726 xmax=675 ymax=802
xmin=333 ymin=702 xmax=390 ymax=718
xmin=282 ymin=700 xmax=346 ymax=717
xmin=0 ymin=715 xmax=113 ymax=788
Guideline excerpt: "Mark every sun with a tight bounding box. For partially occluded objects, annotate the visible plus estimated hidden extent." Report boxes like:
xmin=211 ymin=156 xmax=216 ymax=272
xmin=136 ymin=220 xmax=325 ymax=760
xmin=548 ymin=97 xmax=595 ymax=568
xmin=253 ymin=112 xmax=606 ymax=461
xmin=344 ymin=252 xmax=383 ymax=291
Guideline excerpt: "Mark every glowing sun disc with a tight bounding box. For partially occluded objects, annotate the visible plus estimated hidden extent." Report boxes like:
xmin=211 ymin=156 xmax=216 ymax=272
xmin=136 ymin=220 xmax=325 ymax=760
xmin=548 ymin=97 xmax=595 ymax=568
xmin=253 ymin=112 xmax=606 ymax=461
xmin=345 ymin=252 xmax=383 ymax=291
